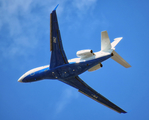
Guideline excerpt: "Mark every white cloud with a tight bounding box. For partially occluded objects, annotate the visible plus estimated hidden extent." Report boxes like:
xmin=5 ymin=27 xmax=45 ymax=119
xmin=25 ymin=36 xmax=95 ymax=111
xmin=54 ymin=87 xmax=79 ymax=115
xmin=0 ymin=0 xmax=48 ymax=59
xmin=0 ymin=0 xmax=71 ymax=59
xmin=73 ymin=0 xmax=97 ymax=11
xmin=0 ymin=0 xmax=98 ymax=60
xmin=0 ymin=0 xmax=32 ymax=58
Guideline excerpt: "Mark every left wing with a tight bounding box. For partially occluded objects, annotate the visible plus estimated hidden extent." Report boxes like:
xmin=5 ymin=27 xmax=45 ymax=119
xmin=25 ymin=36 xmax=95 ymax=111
xmin=60 ymin=76 xmax=127 ymax=113
xmin=50 ymin=6 xmax=68 ymax=69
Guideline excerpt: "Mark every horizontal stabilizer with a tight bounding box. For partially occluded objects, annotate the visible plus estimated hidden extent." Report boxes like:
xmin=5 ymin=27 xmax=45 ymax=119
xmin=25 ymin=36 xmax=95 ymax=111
xmin=111 ymin=50 xmax=131 ymax=68
xmin=111 ymin=37 xmax=123 ymax=49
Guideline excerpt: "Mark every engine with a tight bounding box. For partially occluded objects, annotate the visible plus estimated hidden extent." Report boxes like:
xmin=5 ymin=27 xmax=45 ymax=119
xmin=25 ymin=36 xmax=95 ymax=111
xmin=76 ymin=49 xmax=94 ymax=59
xmin=88 ymin=63 xmax=103 ymax=72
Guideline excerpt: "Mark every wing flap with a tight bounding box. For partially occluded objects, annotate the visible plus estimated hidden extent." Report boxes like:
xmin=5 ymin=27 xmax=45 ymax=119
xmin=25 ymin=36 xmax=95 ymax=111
xmin=50 ymin=13 xmax=53 ymax=51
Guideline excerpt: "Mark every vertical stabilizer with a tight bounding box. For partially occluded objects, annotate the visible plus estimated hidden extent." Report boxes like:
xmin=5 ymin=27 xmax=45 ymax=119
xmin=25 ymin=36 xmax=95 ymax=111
xmin=101 ymin=31 xmax=131 ymax=68
xmin=101 ymin=31 xmax=111 ymax=51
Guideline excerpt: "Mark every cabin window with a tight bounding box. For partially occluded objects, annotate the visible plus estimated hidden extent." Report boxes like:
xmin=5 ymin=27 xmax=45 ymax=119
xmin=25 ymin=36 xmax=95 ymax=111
xmin=44 ymin=69 xmax=48 ymax=72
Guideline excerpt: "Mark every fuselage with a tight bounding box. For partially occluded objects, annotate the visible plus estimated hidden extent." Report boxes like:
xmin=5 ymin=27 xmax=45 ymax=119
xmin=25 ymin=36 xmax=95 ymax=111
xmin=18 ymin=52 xmax=112 ymax=83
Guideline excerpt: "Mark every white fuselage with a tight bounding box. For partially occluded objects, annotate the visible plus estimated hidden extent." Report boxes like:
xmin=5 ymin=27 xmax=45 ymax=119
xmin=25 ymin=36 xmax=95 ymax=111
xmin=68 ymin=50 xmax=112 ymax=63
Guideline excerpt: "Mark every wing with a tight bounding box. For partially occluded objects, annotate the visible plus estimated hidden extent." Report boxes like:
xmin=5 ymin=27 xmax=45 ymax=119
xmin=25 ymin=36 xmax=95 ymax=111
xmin=50 ymin=8 xmax=68 ymax=69
xmin=60 ymin=76 xmax=126 ymax=113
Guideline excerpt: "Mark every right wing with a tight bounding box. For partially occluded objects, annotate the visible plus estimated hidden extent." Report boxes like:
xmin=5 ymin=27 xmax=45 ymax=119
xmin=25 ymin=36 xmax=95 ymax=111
xmin=60 ymin=76 xmax=127 ymax=113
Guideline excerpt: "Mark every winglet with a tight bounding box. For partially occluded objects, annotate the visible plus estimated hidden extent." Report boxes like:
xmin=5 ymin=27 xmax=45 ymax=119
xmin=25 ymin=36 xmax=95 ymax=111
xmin=53 ymin=4 xmax=59 ymax=11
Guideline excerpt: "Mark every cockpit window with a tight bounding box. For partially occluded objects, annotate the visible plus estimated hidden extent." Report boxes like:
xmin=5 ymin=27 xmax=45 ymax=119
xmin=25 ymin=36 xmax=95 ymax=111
xmin=30 ymin=73 xmax=35 ymax=76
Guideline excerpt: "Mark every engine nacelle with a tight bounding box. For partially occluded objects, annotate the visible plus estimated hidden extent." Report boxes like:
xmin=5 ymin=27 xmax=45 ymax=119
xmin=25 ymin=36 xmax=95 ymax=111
xmin=88 ymin=63 xmax=103 ymax=72
xmin=76 ymin=49 xmax=94 ymax=59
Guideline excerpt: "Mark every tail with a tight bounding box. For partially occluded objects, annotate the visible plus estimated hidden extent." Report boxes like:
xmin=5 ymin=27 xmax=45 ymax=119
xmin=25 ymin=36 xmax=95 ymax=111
xmin=101 ymin=31 xmax=131 ymax=68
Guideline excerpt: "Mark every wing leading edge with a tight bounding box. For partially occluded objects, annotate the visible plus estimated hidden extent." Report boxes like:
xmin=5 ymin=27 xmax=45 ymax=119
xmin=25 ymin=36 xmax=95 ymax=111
xmin=60 ymin=76 xmax=126 ymax=113
xmin=50 ymin=8 xmax=68 ymax=69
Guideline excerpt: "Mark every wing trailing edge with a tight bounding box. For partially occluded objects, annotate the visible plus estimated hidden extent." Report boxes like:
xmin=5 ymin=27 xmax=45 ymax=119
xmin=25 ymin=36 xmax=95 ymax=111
xmin=50 ymin=13 xmax=53 ymax=51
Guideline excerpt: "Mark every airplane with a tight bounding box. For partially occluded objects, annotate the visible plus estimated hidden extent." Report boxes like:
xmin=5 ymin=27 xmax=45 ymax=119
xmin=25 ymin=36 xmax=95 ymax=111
xmin=18 ymin=5 xmax=131 ymax=114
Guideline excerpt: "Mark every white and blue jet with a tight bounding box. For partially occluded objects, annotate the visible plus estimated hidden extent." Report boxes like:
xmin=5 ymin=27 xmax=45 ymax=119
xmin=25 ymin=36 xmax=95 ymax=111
xmin=18 ymin=5 xmax=131 ymax=114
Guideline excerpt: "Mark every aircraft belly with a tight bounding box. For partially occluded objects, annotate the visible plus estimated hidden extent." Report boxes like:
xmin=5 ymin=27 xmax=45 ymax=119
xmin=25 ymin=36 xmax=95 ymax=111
xmin=48 ymin=54 xmax=112 ymax=80
xmin=21 ymin=55 xmax=112 ymax=82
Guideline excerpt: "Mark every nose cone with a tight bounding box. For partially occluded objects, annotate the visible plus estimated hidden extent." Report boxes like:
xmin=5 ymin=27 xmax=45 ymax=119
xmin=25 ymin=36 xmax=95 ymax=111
xmin=18 ymin=76 xmax=24 ymax=83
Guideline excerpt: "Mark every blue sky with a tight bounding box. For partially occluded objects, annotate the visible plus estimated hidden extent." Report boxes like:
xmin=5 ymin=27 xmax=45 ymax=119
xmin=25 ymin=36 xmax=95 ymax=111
xmin=0 ymin=0 xmax=149 ymax=120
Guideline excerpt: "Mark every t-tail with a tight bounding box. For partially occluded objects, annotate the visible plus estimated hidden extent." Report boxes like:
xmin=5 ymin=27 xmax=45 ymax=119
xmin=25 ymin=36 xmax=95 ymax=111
xmin=101 ymin=31 xmax=131 ymax=68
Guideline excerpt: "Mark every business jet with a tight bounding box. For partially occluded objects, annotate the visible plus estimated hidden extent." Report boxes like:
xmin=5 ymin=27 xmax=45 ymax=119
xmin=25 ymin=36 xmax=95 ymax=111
xmin=18 ymin=5 xmax=131 ymax=113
